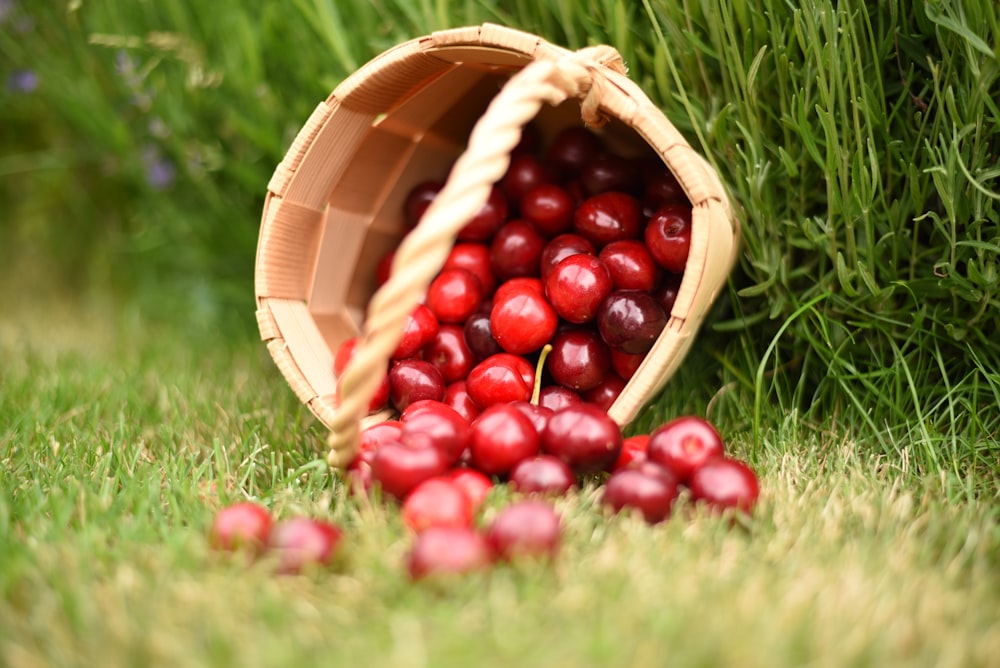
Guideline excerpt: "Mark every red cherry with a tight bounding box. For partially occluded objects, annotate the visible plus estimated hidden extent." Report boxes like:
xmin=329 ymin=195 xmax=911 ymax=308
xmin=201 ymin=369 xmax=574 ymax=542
xmin=596 ymin=290 xmax=667 ymax=354
xmin=466 ymin=353 xmax=534 ymax=408
xmin=391 ymin=304 xmax=440 ymax=360
xmin=573 ymin=191 xmax=642 ymax=247
xmin=688 ymin=457 xmax=760 ymax=515
xmin=404 ymin=180 xmax=442 ymax=228
xmin=426 ymin=267 xmax=484 ymax=325
xmin=462 ymin=312 xmax=502 ymax=361
xmin=544 ymin=254 xmax=613 ymax=324
xmin=375 ymin=248 xmax=395 ymax=287
xmin=267 ymin=517 xmax=344 ymax=575
xmin=641 ymin=163 xmax=687 ymax=216
xmin=490 ymin=287 xmax=559 ymax=355
xmin=502 ymin=153 xmax=554 ymax=204
xmin=545 ymin=125 xmax=602 ymax=179
xmin=541 ymin=404 xmax=623 ymax=475
xmin=334 ymin=337 xmax=391 ymax=413
xmin=353 ymin=420 xmax=404 ymax=468
xmin=402 ymin=477 xmax=474 ymax=533
xmin=508 ymin=455 xmax=577 ymax=496
xmin=654 ymin=272 xmax=682 ymax=316
xmin=399 ymin=401 xmax=470 ymax=465
xmin=443 ymin=381 xmax=481 ymax=423
xmin=370 ymin=439 xmax=450 ymax=500
xmin=209 ymin=502 xmax=272 ymax=552
xmin=581 ymin=152 xmax=640 ymax=196
xmin=443 ymin=243 xmax=497 ymax=295
xmin=610 ymin=349 xmax=646 ymax=380
xmin=537 ymin=385 xmax=583 ymax=412
xmin=388 ymin=359 xmax=445 ymax=411
xmin=406 ymin=526 xmax=492 ymax=581
xmin=424 ymin=324 xmax=475 ymax=384
xmin=547 ymin=328 xmax=611 ymax=392
xmin=599 ymin=240 xmax=660 ymax=292
xmin=489 ymin=219 xmax=546 ymax=280
xmin=441 ymin=467 xmax=494 ymax=511
xmin=485 ymin=500 xmax=562 ymax=562
xmin=510 ymin=401 xmax=554 ymax=434
xmin=582 ymin=373 xmax=627 ymax=412
xmin=646 ymin=416 xmax=725 ymax=483
xmin=493 ymin=276 xmax=544 ymax=303
xmin=613 ymin=434 xmax=650 ymax=471
xmin=539 ymin=233 xmax=596 ymax=281
xmin=645 ymin=203 xmax=693 ymax=274
xmin=457 ymin=185 xmax=508 ymax=242
xmin=468 ymin=404 xmax=540 ymax=475
xmin=521 ymin=183 xmax=575 ymax=237
xmin=602 ymin=465 xmax=680 ymax=524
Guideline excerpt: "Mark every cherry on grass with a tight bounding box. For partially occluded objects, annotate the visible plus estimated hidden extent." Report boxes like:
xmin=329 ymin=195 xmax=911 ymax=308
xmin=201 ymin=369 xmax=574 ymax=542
xmin=688 ymin=457 xmax=760 ymax=515
xmin=541 ymin=404 xmax=623 ymax=475
xmin=266 ymin=517 xmax=344 ymax=575
xmin=370 ymin=439 xmax=450 ymax=500
xmin=406 ymin=526 xmax=493 ymax=581
xmin=209 ymin=502 xmax=273 ymax=552
xmin=602 ymin=463 xmax=680 ymax=525
xmin=646 ymin=415 xmax=725 ymax=483
xmin=508 ymin=455 xmax=577 ymax=496
xmin=402 ymin=477 xmax=474 ymax=533
xmin=485 ymin=500 xmax=562 ymax=562
xmin=468 ymin=404 xmax=540 ymax=475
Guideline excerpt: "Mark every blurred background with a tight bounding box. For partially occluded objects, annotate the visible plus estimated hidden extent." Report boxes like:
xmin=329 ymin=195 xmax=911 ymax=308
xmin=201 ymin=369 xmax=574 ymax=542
xmin=2 ymin=0 xmax=998 ymax=466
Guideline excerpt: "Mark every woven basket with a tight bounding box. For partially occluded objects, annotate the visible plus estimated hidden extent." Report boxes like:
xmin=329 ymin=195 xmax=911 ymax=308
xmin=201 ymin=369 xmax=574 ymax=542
xmin=255 ymin=24 xmax=740 ymax=468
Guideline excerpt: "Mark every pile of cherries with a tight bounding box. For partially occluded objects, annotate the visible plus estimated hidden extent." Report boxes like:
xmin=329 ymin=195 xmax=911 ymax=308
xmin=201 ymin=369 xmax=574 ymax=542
xmin=208 ymin=125 xmax=759 ymax=580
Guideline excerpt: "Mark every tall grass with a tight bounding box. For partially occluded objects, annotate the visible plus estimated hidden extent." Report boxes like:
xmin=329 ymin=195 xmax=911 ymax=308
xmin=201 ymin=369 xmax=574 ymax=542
xmin=1 ymin=0 xmax=998 ymax=478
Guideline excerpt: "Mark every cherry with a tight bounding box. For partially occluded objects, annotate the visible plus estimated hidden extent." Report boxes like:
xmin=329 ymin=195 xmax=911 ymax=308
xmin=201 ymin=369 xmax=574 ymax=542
xmin=573 ymin=191 xmax=642 ymax=247
xmin=544 ymin=254 xmax=613 ymax=324
xmin=541 ymin=404 xmax=623 ymax=475
xmin=442 ymin=381 xmax=481 ymax=423
xmin=548 ymin=328 xmax=611 ymax=392
xmin=647 ymin=416 xmax=725 ymax=483
xmin=521 ymin=183 xmax=575 ymax=237
xmin=334 ymin=337 xmax=390 ymax=412
xmin=267 ymin=517 xmax=344 ymax=575
xmin=466 ymin=353 xmax=534 ymax=408
xmin=468 ymin=404 xmax=540 ymax=475
xmin=390 ymin=304 xmax=440 ymax=360
xmin=545 ymin=125 xmax=602 ymax=179
xmin=399 ymin=401 xmax=470 ymax=465
xmin=375 ymin=248 xmax=395 ymax=287
xmin=508 ymin=455 xmax=577 ymax=496
xmin=370 ymin=439 xmax=450 ymax=500
xmin=344 ymin=460 xmax=374 ymax=497
xmin=537 ymin=385 xmax=583 ymax=412
xmin=353 ymin=420 xmax=404 ymax=468
xmin=582 ymin=373 xmax=627 ymax=412
xmin=599 ymin=240 xmax=660 ymax=292
xmin=441 ymin=467 xmax=494 ymax=512
xmin=426 ymin=267 xmax=484 ymax=324
xmin=602 ymin=465 xmax=680 ymax=524
xmin=404 ymin=180 xmax=442 ymax=228
xmin=502 ymin=153 xmax=553 ymax=204
xmin=613 ymin=434 xmax=650 ymax=472
xmin=406 ymin=526 xmax=493 ymax=580
xmin=388 ymin=359 xmax=445 ymax=411
xmin=610 ymin=348 xmax=645 ymax=380
xmin=510 ymin=400 xmax=553 ymax=434
xmin=493 ymin=276 xmax=544 ymax=303
xmin=642 ymin=165 xmax=687 ymax=215
xmin=490 ymin=286 xmax=558 ymax=355
xmin=209 ymin=502 xmax=272 ymax=552
xmin=424 ymin=324 xmax=475 ymax=384
xmin=688 ymin=457 xmax=760 ymax=515
xmin=539 ymin=233 xmax=596 ymax=281
xmin=457 ymin=185 xmax=508 ymax=242
xmin=489 ymin=219 xmax=546 ymax=281
xmin=442 ymin=243 xmax=497 ymax=295
xmin=485 ymin=500 xmax=562 ymax=562
xmin=462 ymin=311 xmax=502 ymax=361
xmin=581 ymin=152 xmax=640 ymax=196
xmin=402 ymin=477 xmax=474 ymax=533
xmin=645 ymin=203 xmax=693 ymax=274
xmin=596 ymin=290 xmax=668 ymax=354
xmin=653 ymin=272 xmax=682 ymax=316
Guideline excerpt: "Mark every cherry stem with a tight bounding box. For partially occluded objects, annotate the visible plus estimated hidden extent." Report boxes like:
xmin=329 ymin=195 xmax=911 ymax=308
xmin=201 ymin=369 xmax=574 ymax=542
xmin=530 ymin=344 xmax=553 ymax=405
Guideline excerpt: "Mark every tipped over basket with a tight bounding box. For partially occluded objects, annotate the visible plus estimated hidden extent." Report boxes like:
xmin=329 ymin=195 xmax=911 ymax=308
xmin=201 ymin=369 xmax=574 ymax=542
xmin=254 ymin=24 xmax=740 ymax=468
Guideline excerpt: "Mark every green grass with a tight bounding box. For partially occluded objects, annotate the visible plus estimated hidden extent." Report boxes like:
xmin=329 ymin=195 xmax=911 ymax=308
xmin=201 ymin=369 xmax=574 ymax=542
xmin=2 ymin=0 xmax=1000 ymax=664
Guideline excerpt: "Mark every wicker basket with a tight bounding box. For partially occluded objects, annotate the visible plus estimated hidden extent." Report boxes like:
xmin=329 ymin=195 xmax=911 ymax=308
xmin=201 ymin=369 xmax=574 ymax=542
xmin=254 ymin=24 xmax=740 ymax=468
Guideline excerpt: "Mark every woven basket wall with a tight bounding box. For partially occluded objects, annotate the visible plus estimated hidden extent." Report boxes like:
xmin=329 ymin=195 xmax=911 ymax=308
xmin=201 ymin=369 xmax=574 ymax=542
xmin=254 ymin=23 xmax=740 ymax=467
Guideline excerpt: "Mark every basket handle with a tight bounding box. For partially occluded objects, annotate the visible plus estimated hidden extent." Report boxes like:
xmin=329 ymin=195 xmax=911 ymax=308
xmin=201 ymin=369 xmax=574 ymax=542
xmin=325 ymin=45 xmax=628 ymax=468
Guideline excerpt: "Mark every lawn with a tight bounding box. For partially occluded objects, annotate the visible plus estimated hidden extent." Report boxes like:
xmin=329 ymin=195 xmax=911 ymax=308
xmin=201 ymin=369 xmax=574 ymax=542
xmin=2 ymin=0 xmax=999 ymax=666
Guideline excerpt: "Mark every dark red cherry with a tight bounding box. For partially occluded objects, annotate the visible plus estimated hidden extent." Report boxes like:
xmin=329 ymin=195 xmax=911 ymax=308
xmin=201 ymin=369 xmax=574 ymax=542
xmin=545 ymin=126 xmax=602 ymax=179
xmin=463 ymin=312 xmax=502 ymax=361
xmin=442 ymin=381 xmax=481 ymax=424
xmin=647 ymin=416 xmax=725 ymax=483
xmin=573 ymin=191 xmax=642 ymax=247
xmin=502 ymin=153 xmax=554 ymax=204
xmin=521 ymin=184 xmax=575 ymax=237
xmin=489 ymin=219 xmax=546 ymax=281
xmin=645 ymin=203 xmax=693 ymax=274
xmin=582 ymin=374 xmax=627 ymax=412
xmin=688 ymin=457 xmax=760 ymax=515
xmin=599 ymin=240 xmax=660 ymax=292
xmin=443 ymin=243 xmax=497 ymax=295
xmin=541 ymin=404 xmax=622 ymax=475
xmin=581 ymin=152 xmax=640 ymax=196
xmin=370 ymin=439 xmax=450 ymax=500
xmin=391 ymin=304 xmax=440 ymax=360
xmin=537 ymin=385 xmax=584 ymax=412
xmin=388 ymin=359 xmax=445 ymax=411
xmin=400 ymin=401 xmax=471 ymax=465
xmin=508 ymin=455 xmax=577 ymax=496
xmin=654 ymin=272 xmax=683 ymax=316
xmin=406 ymin=526 xmax=492 ymax=580
xmin=424 ymin=325 xmax=475 ymax=384
xmin=458 ymin=185 xmax=508 ymax=242
xmin=548 ymin=328 xmax=611 ymax=393
xmin=609 ymin=348 xmax=645 ymax=380
xmin=468 ymin=404 xmax=541 ymax=475
xmin=539 ymin=233 xmax=596 ymax=281
xmin=544 ymin=254 xmax=613 ymax=324
xmin=404 ymin=180 xmax=443 ymax=228
xmin=641 ymin=163 xmax=687 ymax=216
xmin=602 ymin=465 xmax=680 ymax=524
xmin=596 ymin=290 xmax=667 ymax=354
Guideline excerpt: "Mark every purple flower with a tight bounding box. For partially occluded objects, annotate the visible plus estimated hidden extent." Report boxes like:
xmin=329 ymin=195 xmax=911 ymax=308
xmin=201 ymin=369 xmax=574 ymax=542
xmin=142 ymin=146 xmax=176 ymax=190
xmin=7 ymin=69 xmax=37 ymax=93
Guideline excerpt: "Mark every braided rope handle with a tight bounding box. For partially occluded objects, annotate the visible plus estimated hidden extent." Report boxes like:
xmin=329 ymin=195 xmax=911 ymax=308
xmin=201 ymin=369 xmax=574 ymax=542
xmin=324 ymin=45 xmax=627 ymax=468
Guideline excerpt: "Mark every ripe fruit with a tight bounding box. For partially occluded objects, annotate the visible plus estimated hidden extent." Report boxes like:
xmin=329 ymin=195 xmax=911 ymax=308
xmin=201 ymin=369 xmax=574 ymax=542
xmin=489 ymin=219 xmax=546 ymax=280
xmin=406 ymin=526 xmax=493 ymax=580
xmin=541 ymin=404 xmax=622 ymax=475
xmin=688 ymin=457 xmax=760 ymax=514
xmin=443 ymin=243 xmax=496 ymax=295
xmin=267 ymin=517 xmax=344 ymax=575
xmin=521 ymin=183 xmax=575 ymax=237
xmin=485 ymin=500 xmax=562 ymax=562
xmin=599 ymin=240 xmax=659 ymax=292
xmin=645 ymin=203 xmax=693 ymax=274
xmin=573 ymin=191 xmax=642 ymax=247
xmin=399 ymin=401 xmax=470 ymax=465
xmin=391 ymin=304 xmax=440 ymax=360
xmin=544 ymin=254 xmax=613 ymax=324
xmin=581 ymin=152 xmax=640 ymax=196
xmin=508 ymin=455 xmax=577 ymax=496
xmin=602 ymin=464 xmax=679 ymax=524
xmin=404 ymin=180 xmax=442 ymax=227
xmin=468 ymin=404 xmax=540 ymax=475
xmin=441 ymin=467 xmax=494 ymax=511
xmin=490 ymin=286 xmax=559 ymax=355
xmin=334 ymin=337 xmax=390 ymax=413
xmin=613 ymin=434 xmax=650 ymax=472
xmin=426 ymin=267 xmax=484 ymax=324
xmin=582 ymin=373 xmax=627 ymax=411
xmin=466 ymin=353 xmax=534 ymax=407
xmin=545 ymin=125 xmax=602 ymax=179
xmin=547 ymin=328 xmax=611 ymax=392
xmin=646 ymin=416 xmax=725 ymax=483
xmin=370 ymin=440 xmax=450 ymax=500
xmin=424 ymin=325 xmax=475 ymax=384
xmin=539 ymin=233 xmax=596 ymax=280
xmin=388 ymin=359 xmax=446 ymax=411
xmin=209 ymin=502 xmax=272 ymax=552
xmin=463 ymin=311 xmax=502 ymax=361
xmin=596 ymin=290 xmax=668 ymax=354
xmin=402 ymin=477 xmax=474 ymax=533
xmin=458 ymin=185 xmax=508 ymax=242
